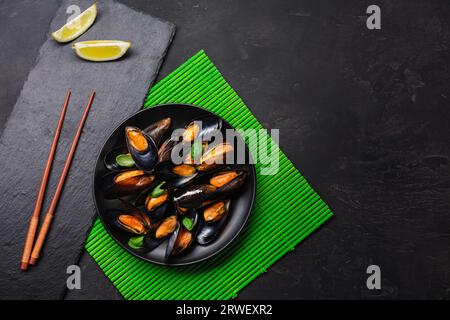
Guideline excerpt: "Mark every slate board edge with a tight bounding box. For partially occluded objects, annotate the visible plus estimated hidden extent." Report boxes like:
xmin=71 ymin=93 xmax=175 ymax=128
xmin=56 ymin=3 xmax=176 ymax=299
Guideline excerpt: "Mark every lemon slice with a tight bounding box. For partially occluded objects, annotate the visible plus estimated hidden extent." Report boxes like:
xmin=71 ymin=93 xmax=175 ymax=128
xmin=51 ymin=3 xmax=97 ymax=43
xmin=72 ymin=40 xmax=131 ymax=62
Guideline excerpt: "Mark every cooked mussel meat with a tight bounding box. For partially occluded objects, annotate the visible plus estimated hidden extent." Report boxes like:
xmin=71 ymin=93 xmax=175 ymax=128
xmin=144 ymin=215 xmax=179 ymax=250
xmin=157 ymin=162 xmax=198 ymax=189
xmin=209 ymin=170 xmax=247 ymax=194
xmin=155 ymin=215 xmax=178 ymax=239
xmin=182 ymin=116 xmax=222 ymax=142
xmin=102 ymin=170 xmax=155 ymax=199
xmin=125 ymin=126 xmax=159 ymax=172
xmin=106 ymin=208 xmax=150 ymax=235
xmin=197 ymin=201 xmax=230 ymax=245
xmin=145 ymin=190 xmax=169 ymax=212
xmin=203 ymin=200 xmax=230 ymax=223
xmin=173 ymin=170 xmax=246 ymax=208
xmin=118 ymin=215 xmax=148 ymax=235
xmin=167 ymin=226 xmax=194 ymax=257
xmin=197 ymin=142 xmax=234 ymax=172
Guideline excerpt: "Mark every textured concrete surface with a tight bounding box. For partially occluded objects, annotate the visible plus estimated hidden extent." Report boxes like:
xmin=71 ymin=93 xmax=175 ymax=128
xmin=0 ymin=0 xmax=174 ymax=299
xmin=2 ymin=0 xmax=450 ymax=300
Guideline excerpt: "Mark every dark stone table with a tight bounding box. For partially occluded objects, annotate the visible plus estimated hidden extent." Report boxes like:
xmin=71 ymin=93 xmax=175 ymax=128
xmin=1 ymin=0 xmax=449 ymax=299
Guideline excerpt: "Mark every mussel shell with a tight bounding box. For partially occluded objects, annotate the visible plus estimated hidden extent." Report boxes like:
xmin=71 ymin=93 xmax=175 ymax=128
xmin=158 ymin=138 xmax=176 ymax=163
xmin=202 ymin=200 xmax=230 ymax=223
xmin=143 ymin=235 xmax=165 ymax=252
xmin=196 ymin=142 xmax=234 ymax=172
xmin=125 ymin=126 xmax=159 ymax=173
xmin=156 ymin=162 xmax=198 ymax=190
xmin=105 ymin=208 xmax=149 ymax=235
xmin=145 ymin=190 xmax=169 ymax=212
xmin=184 ymin=115 xmax=222 ymax=142
xmin=104 ymin=146 xmax=135 ymax=172
xmin=143 ymin=117 xmax=172 ymax=145
xmin=134 ymin=187 xmax=174 ymax=221
xmin=101 ymin=170 xmax=155 ymax=199
xmin=119 ymin=199 xmax=152 ymax=227
xmin=144 ymin=215 xmax=179 ymax=251
xmin=173 ymin=184 xmax=218 ymax=209
xmin=166 ymin=226 xmax=197 ymax=257
xmin=148 ymin=202 xmax=171 ymax=222
xmin=197 ymin=204 xmax=230 ymax=245
xmin=214 ymin=170 xmax=247 ymax=195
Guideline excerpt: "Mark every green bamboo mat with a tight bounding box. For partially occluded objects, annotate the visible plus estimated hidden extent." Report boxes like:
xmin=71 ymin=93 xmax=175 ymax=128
xmin=85 ymin=50 xmax=333 ymax=300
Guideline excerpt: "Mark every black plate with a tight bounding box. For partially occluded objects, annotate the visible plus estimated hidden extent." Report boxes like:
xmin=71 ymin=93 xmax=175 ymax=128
xmin=93 ymin=104 xmax=256 ymax=266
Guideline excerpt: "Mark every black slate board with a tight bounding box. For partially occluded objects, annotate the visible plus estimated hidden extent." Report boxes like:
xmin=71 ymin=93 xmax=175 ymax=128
xmin=0 ymin=0 xmax=175 ymax=299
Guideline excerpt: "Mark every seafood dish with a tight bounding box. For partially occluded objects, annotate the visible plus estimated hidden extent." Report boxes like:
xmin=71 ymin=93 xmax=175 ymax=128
xmin=100 ymin=115 xmax=248 ymax=260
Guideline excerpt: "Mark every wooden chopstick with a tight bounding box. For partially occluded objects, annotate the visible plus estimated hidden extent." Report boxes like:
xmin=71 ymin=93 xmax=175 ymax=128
xmin=29 ymin=91 xmax=96 ymax=266
xmin=20 ymin=90 xmax=72 ymax=271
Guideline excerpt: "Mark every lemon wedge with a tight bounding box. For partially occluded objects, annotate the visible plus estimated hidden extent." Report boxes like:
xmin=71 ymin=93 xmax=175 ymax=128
xmin=72 ymin=40 xmax=131 ymax=62
xmin=51 ymin=3 xmax=97 ymax=43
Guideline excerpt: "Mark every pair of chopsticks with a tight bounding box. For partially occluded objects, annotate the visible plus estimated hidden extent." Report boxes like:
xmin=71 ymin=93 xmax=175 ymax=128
xmin=20 ymin=90 xmax=95 ymax=270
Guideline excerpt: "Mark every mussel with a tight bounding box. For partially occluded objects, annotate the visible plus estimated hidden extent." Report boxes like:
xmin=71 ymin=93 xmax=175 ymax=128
xmin=125 ymin=126 xmax=159 ymax=172
xmin=197 ymin=200 xmax=231 ymax=245
xmin=173 ymin=170 xmax=246 ymax=208
xmin=209 ymin=170 xmax=247 ymax=194
xmin=143 ymin=215 xmax=179 ymax=250
xmin=102 ymin=170 xmax=155 ymax=199
xmin=104 ymin=146 xmax=135 ymax=172
xmin=144 ymin=117 xmax=172 ymax=145
xmin=166 ymin=208 xmax=199 ymax=257
xmin=196 ymin=142 xmax=234 ymax=172
xmin=145 ymin=190 xmax=169 ymax=212
xmin=157 ymin=162 xmax=198 ymax=190
xmin=106 ymin=207 xmax=151 ymax=235
xmin=118 ymin=215 xmax=147 ymax=234
xmin=203 ymin=200 xmax=230 ymax=223
xmin=158 ymin=137 xmax=176 ymax=163
xmin=173 ymin=184 xmax=218 ymax=209
xmin=182 ymin=116 xmax=222 ymax=142
xmin=166 ymin=226 xmax=195 ymax=257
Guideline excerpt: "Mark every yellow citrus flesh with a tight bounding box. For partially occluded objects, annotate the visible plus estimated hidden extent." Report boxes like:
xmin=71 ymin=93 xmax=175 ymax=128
xmin=72 ymin=40 xmax=131 ymax=62
xmin=51 ymin=4 xmax=97 ymax=43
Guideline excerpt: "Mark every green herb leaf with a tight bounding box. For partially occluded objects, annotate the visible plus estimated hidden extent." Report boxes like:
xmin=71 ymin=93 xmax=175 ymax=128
xmin=191 ymin=140 xmax=203 ymax=163
xmin=116 ymin=153 xmax=135 ymax=167
xmin=182 ymin=217 xmax=193 ymax=231
xmin=128 ymin=235 xmax=144 ymax=249
xmin=150 ymin=182 xmax=165 ymax=198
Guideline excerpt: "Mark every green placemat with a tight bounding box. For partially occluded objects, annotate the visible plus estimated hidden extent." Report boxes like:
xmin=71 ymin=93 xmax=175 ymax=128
xmin=85 ymin=50 xmax=333 ymax=300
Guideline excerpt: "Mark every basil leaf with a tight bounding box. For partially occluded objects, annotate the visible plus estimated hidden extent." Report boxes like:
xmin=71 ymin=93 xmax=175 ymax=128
xmin=182 ymin=217 xmax=193 ymax=231
xmin=150 ymin=182 xmax=165 ymax=198
xmin=191 ymin=140 xmax=202 ymax=163
xmin=128 ymin=235 xmax=144 ymax=249
xmin=116 ymin=153 xmax=135 ymax=167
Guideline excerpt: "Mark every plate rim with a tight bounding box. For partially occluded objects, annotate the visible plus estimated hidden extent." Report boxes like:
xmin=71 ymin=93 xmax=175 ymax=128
xmin=92 ymin=103 xmax=256 ymax=266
